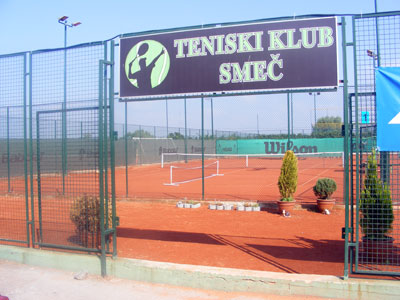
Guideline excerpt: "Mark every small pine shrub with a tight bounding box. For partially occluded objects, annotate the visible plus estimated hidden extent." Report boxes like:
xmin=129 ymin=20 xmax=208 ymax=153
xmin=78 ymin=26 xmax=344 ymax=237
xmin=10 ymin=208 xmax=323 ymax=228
xmin=70 ymin=195 xmax=113 ymax=234
xmin=313 ymin=178 xmax=337 ymax=199
xmin=360 ymin=150 xmax=394 ymax=240
xmin=278 ymin=150 xmax=298 ymax=201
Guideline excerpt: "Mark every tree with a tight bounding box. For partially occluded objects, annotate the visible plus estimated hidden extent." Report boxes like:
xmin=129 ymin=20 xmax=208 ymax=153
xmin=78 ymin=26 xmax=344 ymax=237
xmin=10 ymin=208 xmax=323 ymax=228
xmin=168 ymin=132 xmax=185 ymax=139
xmin=311 ymin=116 xmax=342 ymax=138
xmin=278 ymin=150 xmax=298 ymax=201
xmin=360 ymin=150 xmax=393 ymax=240
xmin=126 ymin=129 xmax=153 ymax=139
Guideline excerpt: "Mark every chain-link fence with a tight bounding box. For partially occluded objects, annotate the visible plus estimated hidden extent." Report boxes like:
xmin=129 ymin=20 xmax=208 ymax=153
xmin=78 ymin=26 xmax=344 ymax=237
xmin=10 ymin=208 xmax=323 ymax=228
xmin=0 ymin=41 xmax=117 ymax=269
xmin=117 ymin=89 xmax=345 ymax=203
xmin=349 ymin=12 xmax=400 ymax=276
xmin=0 ymin=53 xmax=29 ymax=246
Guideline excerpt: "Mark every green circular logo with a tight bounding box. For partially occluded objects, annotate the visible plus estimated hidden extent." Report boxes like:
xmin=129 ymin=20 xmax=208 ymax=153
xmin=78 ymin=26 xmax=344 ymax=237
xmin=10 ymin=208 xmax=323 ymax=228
xmin=125 ymin=40 xmax=170 ymax=89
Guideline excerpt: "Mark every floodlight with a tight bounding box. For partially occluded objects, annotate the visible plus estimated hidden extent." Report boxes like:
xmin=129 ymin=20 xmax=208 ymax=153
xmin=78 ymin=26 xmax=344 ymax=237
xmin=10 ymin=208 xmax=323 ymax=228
xmin=72 ymin=22 xmax=81 ymax=27
xmin=59 ymin=16 xmax=69 ymax=22
xmin=367 ymin=50 xmax=376 ymax=58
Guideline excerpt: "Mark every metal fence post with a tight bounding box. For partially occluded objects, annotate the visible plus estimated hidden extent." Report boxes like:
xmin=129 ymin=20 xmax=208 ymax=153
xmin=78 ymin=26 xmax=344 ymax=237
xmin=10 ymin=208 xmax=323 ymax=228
xmin=341 ymin=16 xmax=350 ymax=280
xmin=98 ymin=60 xmax=106 ymax=277
xmin=7 ymin=106 xmax=10 ymax=192
xmin=201 ymin=96 xmax=204 ymax=200
xmin=125 ymin=101 xmax=128 ymax=198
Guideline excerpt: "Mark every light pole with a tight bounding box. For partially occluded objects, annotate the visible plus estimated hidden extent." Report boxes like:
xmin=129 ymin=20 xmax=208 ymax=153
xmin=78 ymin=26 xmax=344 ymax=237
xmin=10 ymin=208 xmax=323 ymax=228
xmin=58 ymin=16 xmax=81 ymax=48
xmin=309 ymin=92 xmax=320 ymax=125
xmin=58 ymin=16 xmax=81 ymax=194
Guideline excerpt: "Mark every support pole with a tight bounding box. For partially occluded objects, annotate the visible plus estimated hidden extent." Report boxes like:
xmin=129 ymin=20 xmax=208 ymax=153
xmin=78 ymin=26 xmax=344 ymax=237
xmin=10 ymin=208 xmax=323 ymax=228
xmin=125 ymin=102 xmax=128 ymax=198
xmin=211 ymin=97 xmax=214 ymax=139
xmin=341 ymin=16 xmax=350 ymax=280
xmin=184 ymin=97 xmax=188 ymax=163
xmin=287 ymin=93 xmax=291 ymax=149
xmin=98 ymin=59 xmax=107 ymax=277
xmin=62 ymin=25 xmax=67 ymax=195
xmin=7 ymin=106 xmax=10 ymax=192
xmin=291 ymin=94 xmax=294 ymax=135
xmin=165 ymin=97 xmax=169 ymax=137
xmin=201 ymin=97 xmax=204 ymax=200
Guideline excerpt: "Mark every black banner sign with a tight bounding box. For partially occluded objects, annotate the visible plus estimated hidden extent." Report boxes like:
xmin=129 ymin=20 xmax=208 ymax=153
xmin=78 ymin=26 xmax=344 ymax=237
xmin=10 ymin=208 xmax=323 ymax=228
xmin=120 ymin=17 xmax=338 ymax=99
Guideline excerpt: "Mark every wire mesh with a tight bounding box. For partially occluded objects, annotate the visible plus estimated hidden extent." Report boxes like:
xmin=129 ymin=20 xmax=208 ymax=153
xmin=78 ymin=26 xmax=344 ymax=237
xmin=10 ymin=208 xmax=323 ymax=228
xmin=118 ymin=88 xmax=344 ymax=203
xmin=35 ymin=107 xmax=100 ymax=249
xmin=353 ymin=13 xmax=400 ymax=274
xmin=27 ymin=43 xmax=112 ymax=252
xmin=0 ymin=53 xmax=28 ymax=245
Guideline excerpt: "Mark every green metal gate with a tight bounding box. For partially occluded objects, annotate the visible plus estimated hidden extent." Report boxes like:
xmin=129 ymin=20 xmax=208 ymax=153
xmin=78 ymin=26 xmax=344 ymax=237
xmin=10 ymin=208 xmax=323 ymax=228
xmin=0 ymin=52 xmax=29 ymax=246
xmin=31 ymin=43 xmax=117 ymax=275
xmin=345 ymin=11 xmax=400 ymax=277
xmin=0 ymin=41 xmax=117 ymax=276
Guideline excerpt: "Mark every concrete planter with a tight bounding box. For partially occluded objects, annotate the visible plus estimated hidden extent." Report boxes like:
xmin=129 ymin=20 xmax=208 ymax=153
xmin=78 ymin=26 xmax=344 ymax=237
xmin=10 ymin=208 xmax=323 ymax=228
xmin=209 ymin=204 xmax=217 ymax=210
xmin=224 ymin=204 xmax=233 ymax=211
xmin=191 ymin=203 xmax=201 ymax=209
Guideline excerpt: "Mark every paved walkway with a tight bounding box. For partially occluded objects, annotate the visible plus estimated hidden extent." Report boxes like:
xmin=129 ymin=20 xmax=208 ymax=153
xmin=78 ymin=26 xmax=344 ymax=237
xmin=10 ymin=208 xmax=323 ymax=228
xmin=0 ymin=259 xmax=337 ymax=300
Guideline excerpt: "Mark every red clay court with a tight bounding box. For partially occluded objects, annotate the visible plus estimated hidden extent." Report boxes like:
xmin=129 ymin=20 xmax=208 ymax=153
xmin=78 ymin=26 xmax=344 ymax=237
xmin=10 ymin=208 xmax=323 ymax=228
xmin=0 ymin=152 xmax=347 ymax=277
xmin=115 ymin=153 xmax=344 ymax=203
xmin=117 ymin=201 xmax=345 ymax=276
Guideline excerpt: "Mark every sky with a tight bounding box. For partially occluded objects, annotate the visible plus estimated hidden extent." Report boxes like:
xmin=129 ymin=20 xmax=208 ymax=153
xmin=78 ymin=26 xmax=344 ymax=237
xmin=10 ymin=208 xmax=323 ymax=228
xmin=1 ymin=0 xmax=399 ymax=134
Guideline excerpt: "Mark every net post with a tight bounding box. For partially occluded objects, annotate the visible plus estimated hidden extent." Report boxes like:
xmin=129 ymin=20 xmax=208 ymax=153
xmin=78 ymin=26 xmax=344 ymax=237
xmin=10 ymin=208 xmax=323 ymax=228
xmin=246 ymin=155 xmax=248 ymax=168
xmin=161 ymin=153 xmax=164 ymax=168
xmin=342 ymin=151 xmax=345 ymax=168
xmin=170 ymin=165 xmax=173 ymax=185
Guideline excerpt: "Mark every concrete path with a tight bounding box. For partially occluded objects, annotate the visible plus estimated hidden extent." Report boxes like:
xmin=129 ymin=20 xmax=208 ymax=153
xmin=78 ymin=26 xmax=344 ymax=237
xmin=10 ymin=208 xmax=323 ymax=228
xmin=0 ymin=259 xmax=333 ymax=300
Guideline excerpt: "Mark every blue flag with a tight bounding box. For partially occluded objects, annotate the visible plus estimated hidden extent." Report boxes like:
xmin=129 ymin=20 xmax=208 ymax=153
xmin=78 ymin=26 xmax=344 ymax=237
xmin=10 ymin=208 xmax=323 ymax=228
xmin=376 ymin=67 xmax=400 ymax=151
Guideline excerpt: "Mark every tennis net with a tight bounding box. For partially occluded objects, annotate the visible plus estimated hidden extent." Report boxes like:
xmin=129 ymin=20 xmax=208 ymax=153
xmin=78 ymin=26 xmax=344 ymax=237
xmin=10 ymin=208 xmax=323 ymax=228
xmin=164 ymin=160 xmax=222 ymax=186
xmin=161 ymin=152 xmax=344 ymax=170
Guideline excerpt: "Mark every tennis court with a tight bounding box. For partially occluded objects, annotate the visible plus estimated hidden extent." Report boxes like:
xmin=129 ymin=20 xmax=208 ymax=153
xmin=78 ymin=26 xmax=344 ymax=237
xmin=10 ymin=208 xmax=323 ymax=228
xmin=117 ymin=152 xmax=344 ymax=203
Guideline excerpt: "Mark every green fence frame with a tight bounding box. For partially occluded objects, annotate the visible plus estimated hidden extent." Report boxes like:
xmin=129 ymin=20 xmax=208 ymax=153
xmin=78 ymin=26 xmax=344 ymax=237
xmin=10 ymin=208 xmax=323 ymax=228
xmin=2 ymin=11 xmax=400 ymax=279
xmin=0 ymin=52 xmax=30 ymax=246
xmin=344 ymin=11 xmax=400 ymax=277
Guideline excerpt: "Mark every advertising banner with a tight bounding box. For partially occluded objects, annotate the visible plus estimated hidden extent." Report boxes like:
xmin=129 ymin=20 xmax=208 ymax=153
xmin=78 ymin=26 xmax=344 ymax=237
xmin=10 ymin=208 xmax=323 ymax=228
xmin=217 ymin=138 xmax=343 ymax=155
xmin=120 ymin=17 xmax=338 ymax=100
xmin=376 ymin=67 xmax=400 ymax=151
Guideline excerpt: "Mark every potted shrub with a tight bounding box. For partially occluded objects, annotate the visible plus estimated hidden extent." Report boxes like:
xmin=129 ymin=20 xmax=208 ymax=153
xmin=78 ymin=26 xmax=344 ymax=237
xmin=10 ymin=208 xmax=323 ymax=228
xmin=277 ymin=150 xmax=298 ymax=213
xmin=70 ymin=195 xmax=113 ymax=248
xmin=313 ymin=178 xmax=337 ymax=212
xmin=360 ymin=150 xmax=394 ymax=260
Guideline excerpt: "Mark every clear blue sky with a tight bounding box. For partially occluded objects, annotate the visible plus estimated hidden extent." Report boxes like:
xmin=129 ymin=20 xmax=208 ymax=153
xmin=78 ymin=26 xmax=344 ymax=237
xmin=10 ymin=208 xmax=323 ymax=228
xmin=1 ymin=0 xmax=399 ymax=134
xmin=1 ymin=0 xmax=398 ymax=54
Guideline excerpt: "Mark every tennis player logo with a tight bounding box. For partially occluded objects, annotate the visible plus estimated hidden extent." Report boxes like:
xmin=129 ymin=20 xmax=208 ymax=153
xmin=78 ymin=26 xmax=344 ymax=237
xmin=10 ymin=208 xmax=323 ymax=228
xmin=125 ymin=40 xmax=170 ymax=89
